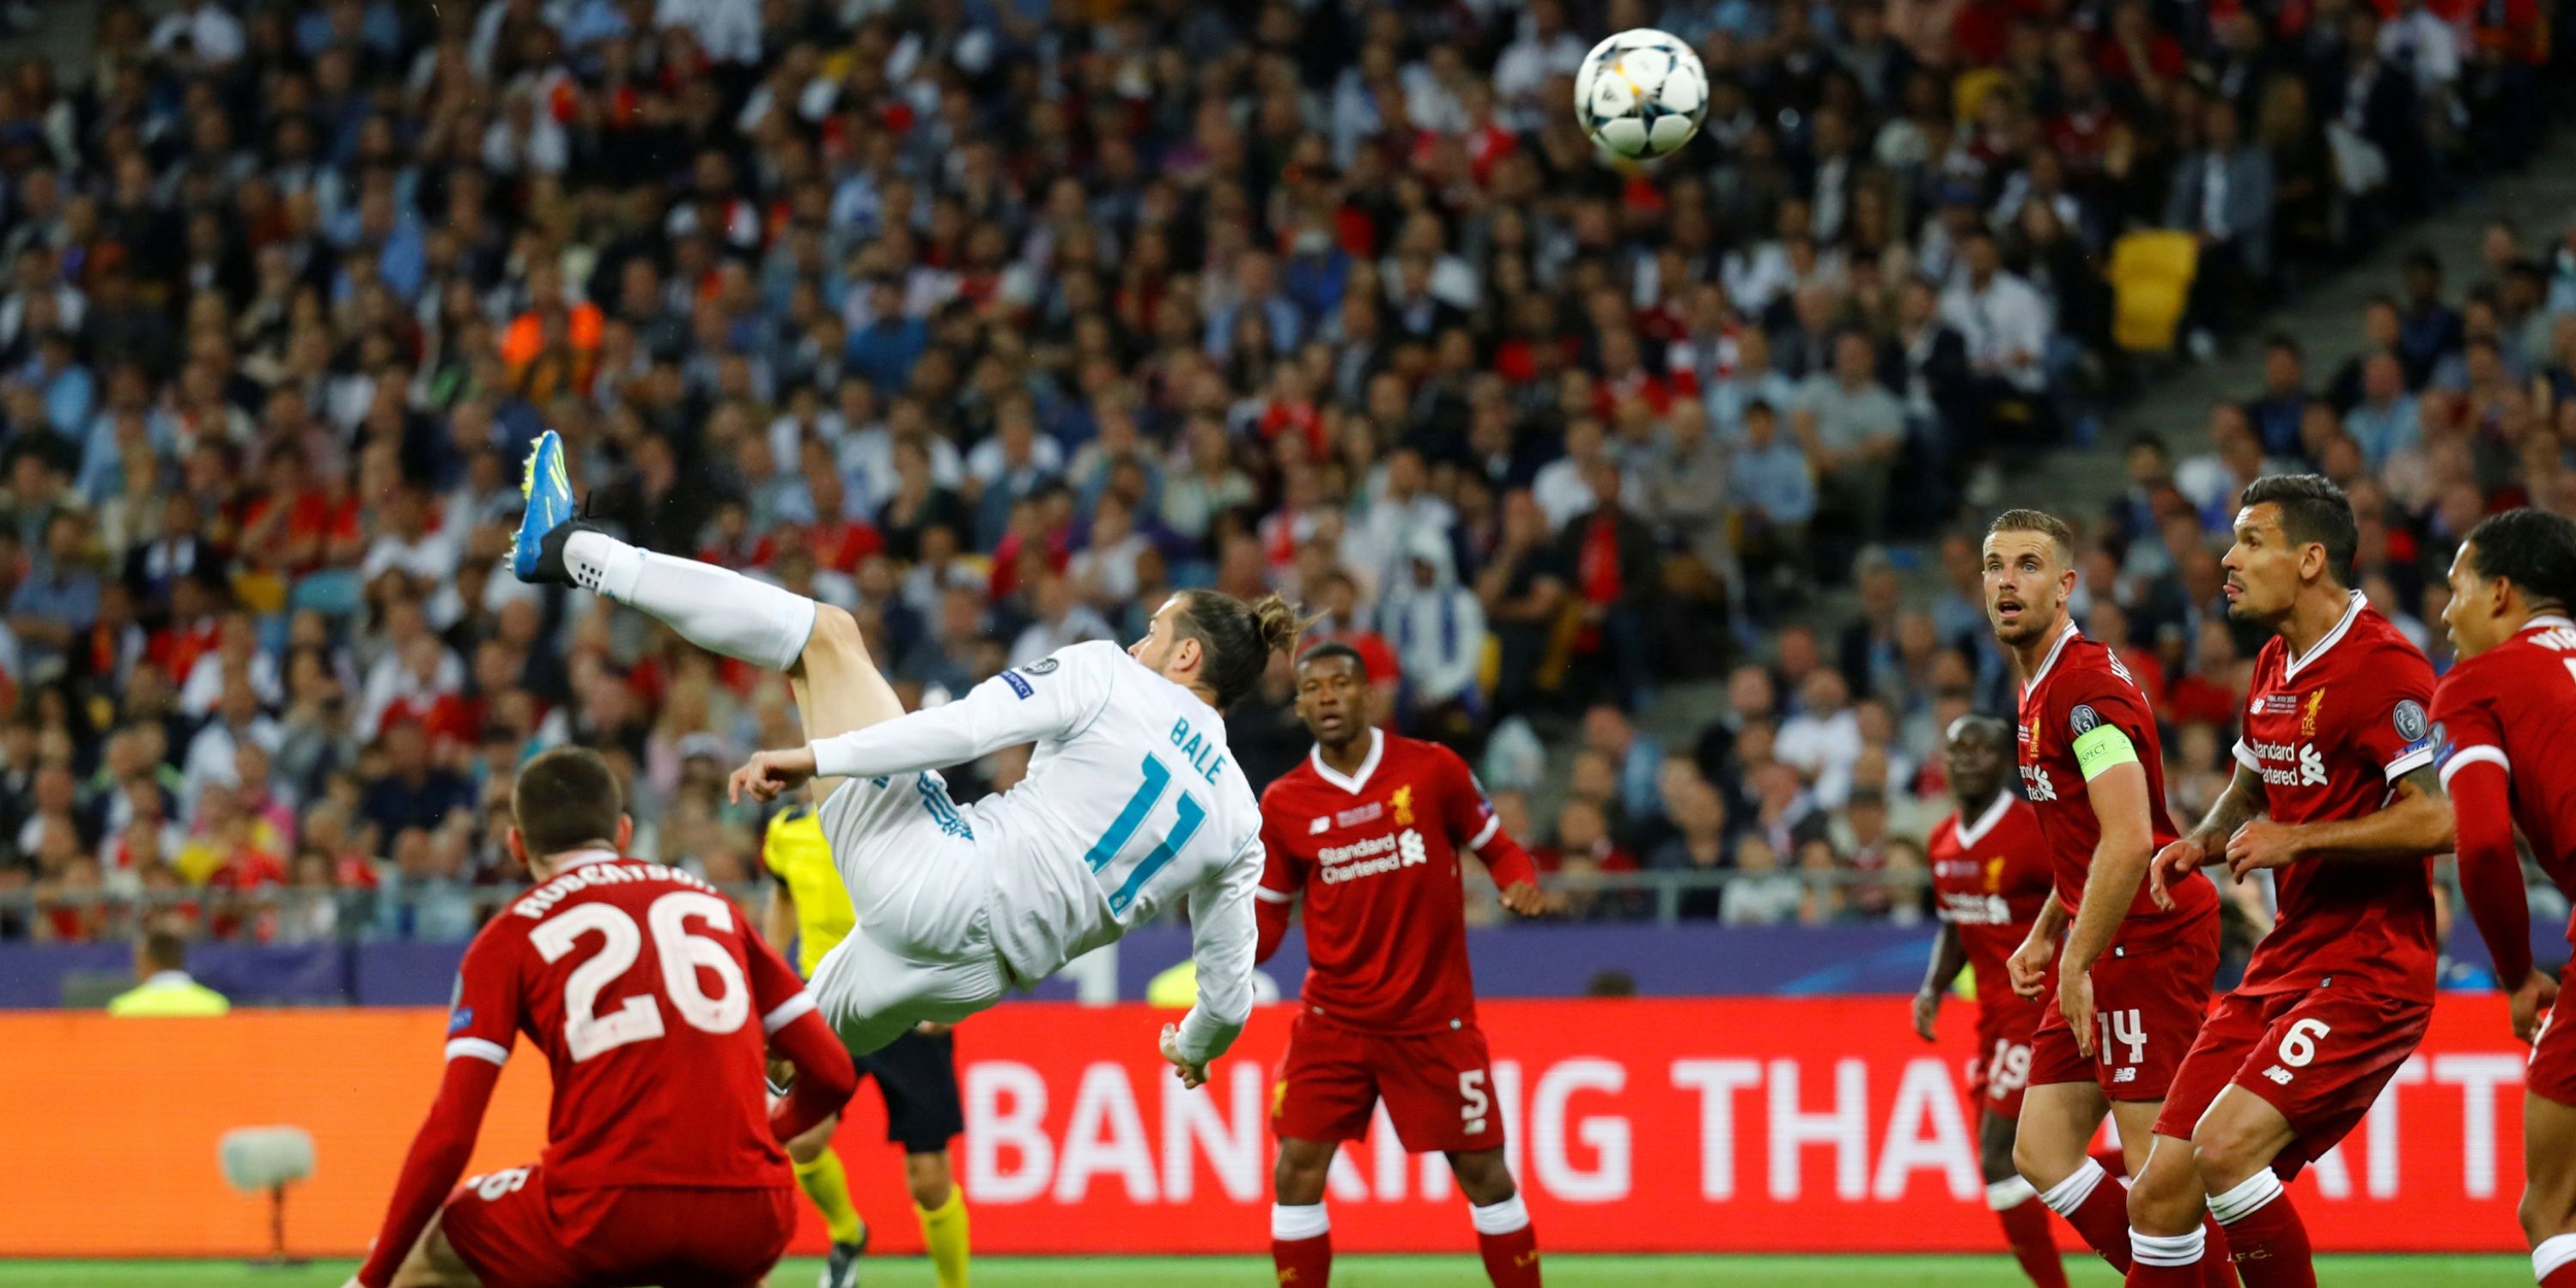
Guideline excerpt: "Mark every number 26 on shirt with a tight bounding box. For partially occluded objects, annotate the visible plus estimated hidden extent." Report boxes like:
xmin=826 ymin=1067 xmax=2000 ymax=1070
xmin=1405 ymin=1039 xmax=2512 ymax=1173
xmin=531 ymin=891 xmax=750 ymax=1062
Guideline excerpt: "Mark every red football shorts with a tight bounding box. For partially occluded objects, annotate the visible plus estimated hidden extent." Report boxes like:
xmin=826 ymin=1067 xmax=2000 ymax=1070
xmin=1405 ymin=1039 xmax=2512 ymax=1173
xmin=2530 ymin=1003 xmax=2576 ymax=1108
xmin=440 ymin=1163 xmax=795 ymax=1288
xmin=2029 ymin=919 xmax=2220 ymax=1101
xmin=1969 ymin=993 xmax=2047 ymax=1122
xmin=1272 ymin=1009 xmax=1506 ymax=1153
xmin=2152 ymin=985 xmax=2431 ymax=1175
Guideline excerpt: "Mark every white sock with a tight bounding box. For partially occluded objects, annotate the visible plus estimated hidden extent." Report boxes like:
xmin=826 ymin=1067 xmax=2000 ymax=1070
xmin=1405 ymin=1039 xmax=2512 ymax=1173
xmin=1469 ymin=1194 xmax=1530 ymax=1236
xmin=2132 ymin=1226 xmax=2205 ymax=1267
xmin=1271 ymin=1202 xmax=1329 ymax=1242
xmin=2207 ymin=1169 xmax=2285 ymax=1226
xmin=1986 ymin=1176 xmax=2040 ymax=1211
xmin=2037 ymin=1158 xmax=2108 ymax=1218
xmin=568 ymin=532 xmax=816 ymax=672
xmin=2537 ymin=1232 xmax=2576 ymax=1282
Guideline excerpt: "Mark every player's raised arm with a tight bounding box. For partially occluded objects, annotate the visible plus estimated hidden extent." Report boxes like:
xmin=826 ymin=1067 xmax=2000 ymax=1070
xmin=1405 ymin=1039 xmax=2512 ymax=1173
xmin=1165 ymin=834 xmax=1263 ymax=1084
xmin=735 ymin=644 xmax=1118 ymax=800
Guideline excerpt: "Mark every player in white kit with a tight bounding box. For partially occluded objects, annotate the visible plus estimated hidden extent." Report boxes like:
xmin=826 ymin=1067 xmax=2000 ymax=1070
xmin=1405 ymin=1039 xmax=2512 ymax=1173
xmin=511 ymin=431 xmax=1296 ymax=1083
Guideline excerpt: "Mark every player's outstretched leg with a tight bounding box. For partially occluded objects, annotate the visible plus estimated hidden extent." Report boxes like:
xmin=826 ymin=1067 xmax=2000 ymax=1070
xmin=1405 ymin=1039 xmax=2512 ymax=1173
xmin=513 ymin=430 xmax=904 ymax=787
xmin=2524 ymin=1092 xmax=2576 ymax=1286
xmin=1977 ymin=1112 xmax=2069 ymax=1288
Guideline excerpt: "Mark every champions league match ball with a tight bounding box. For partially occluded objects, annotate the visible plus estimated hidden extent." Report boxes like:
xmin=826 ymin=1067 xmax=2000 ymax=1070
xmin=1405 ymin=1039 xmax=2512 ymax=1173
xmin=1573 ymin=28 xmax=1710 ymax=161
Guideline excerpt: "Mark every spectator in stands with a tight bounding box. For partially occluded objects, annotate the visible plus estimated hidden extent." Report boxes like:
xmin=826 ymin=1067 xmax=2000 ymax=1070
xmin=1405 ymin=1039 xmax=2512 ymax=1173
xmin=1650 ymin=776 xmax=1733 ymax=921
xmin=1797 ymin=331 xmax=1907 ymax=546
xmin=1778 ymin=670 xmax=1865 ymax=810
xmin=1384 ymin=533 xmax=1487 ymax=738
xmin=2344 ymin=353 xmax=2424 ymax=471
xmin=2168 ymin=97 xmax=2276 ymax=350
xmin=1551 ymin=457 xmax=1657 ymax=712
xmin=1534 ymin=796 xmax=1641 ymax=923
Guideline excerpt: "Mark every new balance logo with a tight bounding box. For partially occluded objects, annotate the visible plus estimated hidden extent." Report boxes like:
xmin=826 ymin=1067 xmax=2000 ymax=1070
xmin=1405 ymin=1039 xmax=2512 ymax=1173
xmin=2263 ymin=1066 xmax=2293 ymax=1085
xmin=2112 ymin=1067 xmax=2136 ymax=1084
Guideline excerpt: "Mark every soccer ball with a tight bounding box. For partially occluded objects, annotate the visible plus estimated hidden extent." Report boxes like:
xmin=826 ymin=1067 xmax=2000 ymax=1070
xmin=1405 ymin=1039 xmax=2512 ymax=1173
xmin=1573 ymin=28 xmax=1709 ymax=161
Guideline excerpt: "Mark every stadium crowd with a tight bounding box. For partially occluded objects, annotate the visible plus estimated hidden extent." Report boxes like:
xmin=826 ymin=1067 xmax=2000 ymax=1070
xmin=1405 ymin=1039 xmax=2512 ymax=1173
xmin=0 ymin=0 xmax=2567 ymax=942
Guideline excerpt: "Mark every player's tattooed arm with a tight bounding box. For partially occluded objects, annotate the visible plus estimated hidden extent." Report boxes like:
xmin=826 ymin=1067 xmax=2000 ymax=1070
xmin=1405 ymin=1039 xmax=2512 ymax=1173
xmin=2149 ymin=764 xmax=2265 ymax=903
xmin=2226 ymin=762 xmax=2456 ymax=877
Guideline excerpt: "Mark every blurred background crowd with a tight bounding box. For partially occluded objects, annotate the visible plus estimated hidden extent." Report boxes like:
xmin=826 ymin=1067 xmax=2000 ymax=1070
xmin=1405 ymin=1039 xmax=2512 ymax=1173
xmin=0 ymin=0 xmax=2569 ymax=944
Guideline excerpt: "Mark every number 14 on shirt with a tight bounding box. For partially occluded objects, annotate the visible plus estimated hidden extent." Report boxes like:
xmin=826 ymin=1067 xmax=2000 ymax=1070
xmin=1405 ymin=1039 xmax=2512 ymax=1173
xmin=1086 ymin=754 xmax=1206 ymax=915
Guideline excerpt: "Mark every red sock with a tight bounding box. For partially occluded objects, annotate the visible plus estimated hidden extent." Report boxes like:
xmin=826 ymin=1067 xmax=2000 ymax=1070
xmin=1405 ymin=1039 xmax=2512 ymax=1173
xmin=2126 ymin=1228 xmax=2207 ymax=1286
xmin=2542 ymin=1234 xmax=2576 ymax=1286
xmin=1272 ymin=1234 xmax=1329 ymax=1286
xmin=1471 ymin=1196 xmax=1541 ymax=1287
xmin=2040 ymin=1162 xmax=2134 ymax=1272
xmin=2208 ymin=1173 xmax=2313 ymax=1288
xmin=1995 ymin=1195 xmax=2071 ymax=1288
xmin=1477 ymin=1225 xmax=1541 ymax=1286
xmin=2199 ymin=1215 xmax=2242 ymax=1288
xmin=1271 ymin=1203 xmax=1331 ymax=1287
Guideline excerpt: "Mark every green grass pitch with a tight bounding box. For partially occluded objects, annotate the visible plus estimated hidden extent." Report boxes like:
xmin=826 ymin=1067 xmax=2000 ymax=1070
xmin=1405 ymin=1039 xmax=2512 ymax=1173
xmin=0 ymin=1255 xmax=2533 ymax=1286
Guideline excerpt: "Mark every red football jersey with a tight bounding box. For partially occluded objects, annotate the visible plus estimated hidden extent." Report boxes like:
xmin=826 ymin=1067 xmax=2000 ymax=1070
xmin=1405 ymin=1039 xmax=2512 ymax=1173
xmin=2434 ymin=614 xmax=2576 ymax=942
xmin=2232 ymin=595 xmax=2439 ymax=1002
xmin=1258 ymin=731 xmax=1505 ymax=1034
xmin=2016 ymin=623 xmax=2216 ymax=942
xmin=445 ymin=852 xmax=812 ymax=1191
xmin=1928 ymin=792 xmax=2056 ymax=997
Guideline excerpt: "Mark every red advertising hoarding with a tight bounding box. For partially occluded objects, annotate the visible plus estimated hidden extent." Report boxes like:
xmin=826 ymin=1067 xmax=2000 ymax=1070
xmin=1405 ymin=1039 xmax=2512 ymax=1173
xmin=0 ymin=997 xmax=2535 ymax=1256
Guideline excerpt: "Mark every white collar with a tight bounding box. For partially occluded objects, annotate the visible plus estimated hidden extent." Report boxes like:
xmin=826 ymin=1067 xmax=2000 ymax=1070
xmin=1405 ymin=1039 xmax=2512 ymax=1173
xmin=551 ymin=848 xmax=623 ymax=874
xmin=2527 ymin=615 xmax=2576 ymax=634
xmin=2281 ymin=590 xmax=2368 ymax=682
xmin=144 ymin=970 xmax=195 ymax=987
xmin=2021 ymin=622 xmax=2081 ymax=700
xmin=1310 ymin=727 xmax=1385 ymax=796
xmin=1952 ymin=791 xmax=2016 ymax=849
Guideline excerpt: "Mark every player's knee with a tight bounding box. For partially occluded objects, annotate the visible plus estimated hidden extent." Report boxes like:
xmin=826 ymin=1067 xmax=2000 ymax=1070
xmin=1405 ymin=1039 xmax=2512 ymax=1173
xmin=785 ymin=1115 xmax=838 ymax=1165
xmin=802 ymin=603 xmax=872 ymax=671
xmin=2517 ymin=1186 xmax=2576 ymax=1243
xmin=1273 ymin=1152 xmax=1329 ymax=1205
xmin=2187 ymin=1117 xmax=2264 ymax=1188
xmin=1449 ymin=1151 xmax=1516 ymax=1206
xmin=2008 ymin=1134 xmax=2057 ymax=1189
xmin=905 ymin=1154 xmax=954 ymax=1209
xmin=2124 ymin=1158 xmax=2198 ymax=1233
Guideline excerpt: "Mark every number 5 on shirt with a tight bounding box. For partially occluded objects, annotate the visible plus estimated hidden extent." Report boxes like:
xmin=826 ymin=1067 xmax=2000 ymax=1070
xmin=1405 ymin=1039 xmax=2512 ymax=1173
xmin=1086 ymin=754 xmax=1207 ymax=915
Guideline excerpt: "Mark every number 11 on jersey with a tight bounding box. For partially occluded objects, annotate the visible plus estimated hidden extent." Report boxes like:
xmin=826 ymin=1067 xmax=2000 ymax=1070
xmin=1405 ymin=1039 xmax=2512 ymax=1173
xmin=1086 ymin=754 xmax=1206 ymax=915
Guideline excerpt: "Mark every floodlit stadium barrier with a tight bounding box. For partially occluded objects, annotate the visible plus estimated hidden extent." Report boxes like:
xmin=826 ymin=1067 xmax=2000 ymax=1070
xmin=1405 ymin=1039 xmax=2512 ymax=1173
xmin=0 ymin=999 xmax=2529 ymax=1257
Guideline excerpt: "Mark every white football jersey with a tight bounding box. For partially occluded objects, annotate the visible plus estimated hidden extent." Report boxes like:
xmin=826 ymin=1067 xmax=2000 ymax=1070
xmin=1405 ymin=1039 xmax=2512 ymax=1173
xmin=808 ymin=641 xmax=1263 ymax=1061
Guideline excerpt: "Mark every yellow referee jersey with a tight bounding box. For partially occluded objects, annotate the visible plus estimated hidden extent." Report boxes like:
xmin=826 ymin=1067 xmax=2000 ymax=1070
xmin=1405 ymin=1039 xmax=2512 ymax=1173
xmin=764 ymin=806 xmax=855 ymax=977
